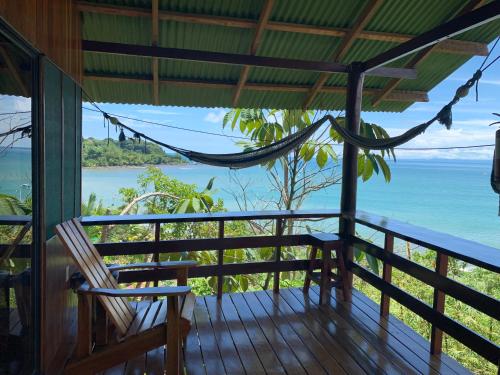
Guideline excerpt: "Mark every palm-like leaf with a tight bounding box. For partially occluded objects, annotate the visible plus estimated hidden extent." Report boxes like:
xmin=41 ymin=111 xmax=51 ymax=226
xmin=0 ymin=194 xmax=31 ymax=215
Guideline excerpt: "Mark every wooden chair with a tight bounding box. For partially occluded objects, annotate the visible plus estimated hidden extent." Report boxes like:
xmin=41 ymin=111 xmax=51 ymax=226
xmin=55 ymin=218 xmax=197 ymax=375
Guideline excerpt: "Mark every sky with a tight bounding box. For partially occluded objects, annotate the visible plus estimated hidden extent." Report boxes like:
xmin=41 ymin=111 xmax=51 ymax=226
xmin=81 ymin=48 xmax=500 ymax=160
xmin=1 ymin=43 xmax=499 ymax=160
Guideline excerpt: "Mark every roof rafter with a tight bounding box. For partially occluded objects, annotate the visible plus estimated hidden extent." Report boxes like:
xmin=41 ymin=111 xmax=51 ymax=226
xmin=363 ymin=1 xmax=499 ymax=72
xmin=232 ymin=0 xmax=274 ymax=107
xmin=76 ymin=1 xmax=489 ymax=57
xmin=372 ymin=0 xmax=486 ymax=107
xmin=302 ymin=0 xmax=384 ymax=109
xmin=151 ymin=0 xmax=159 ymax=105
xmin=84 ymin=73 xmax=429 ymax=103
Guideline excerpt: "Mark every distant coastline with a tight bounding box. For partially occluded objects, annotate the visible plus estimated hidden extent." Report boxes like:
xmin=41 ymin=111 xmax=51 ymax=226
xmin=82 ymin=137 xmax=187 ymax=168
xmin=82 ymin=162 xmax=189 ymax=170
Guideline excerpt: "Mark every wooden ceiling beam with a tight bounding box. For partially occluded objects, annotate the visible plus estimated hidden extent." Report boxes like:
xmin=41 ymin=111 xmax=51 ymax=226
xmin=151 ymin=0 xmax=159 ymax=106
xmin=82 ymin=40 xmax=416 ymax=79
xmin=232 ymin=0 xmax=274 ymax=107
xmin=372 ymin=0 xmax=487 ymax=107
xmin=76 ymin=1 xmax=488 ymax=56
xmin=363 ymin=1 xmax=499 ymax=72
xmin=302 ymin=0 xmax=384 ymax=109
xmin=84 ymin=73 xmax=429 ymax=103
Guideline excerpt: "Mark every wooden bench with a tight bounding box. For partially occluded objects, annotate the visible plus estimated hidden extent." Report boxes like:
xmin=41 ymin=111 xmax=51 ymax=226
xmin=55 ymin=218 xmax=196 ymax=375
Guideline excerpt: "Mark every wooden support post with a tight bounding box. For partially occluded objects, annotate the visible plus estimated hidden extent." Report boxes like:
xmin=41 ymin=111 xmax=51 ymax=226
xmin=76 ymin=293 xmax=93 ymax=360
xmin=339 ymin=62 xmax=364 ymax=302
xmin=319 ymin=245 xmax=332 ymax=305
xmin=380 ymin=233 xmax=394 ymax=317
xmin=273 ymin=218 xmax=283 ymax=293
xmin=151 ymin=0 xmax=159 ymax=105
xmin=217 ymin=220 xmax=224 ymax=299
xmin=94 ymin=298 xmax=109 ymax=346
xmin=166 ymin=295 xmax=181 ymax=375
xmin=431 ymin=253 xmax=449 ymax=354
xmin=303 ymin=246 xmax=318 ymax=293
xmin=153 ymin=222 xmax=160 ymax=300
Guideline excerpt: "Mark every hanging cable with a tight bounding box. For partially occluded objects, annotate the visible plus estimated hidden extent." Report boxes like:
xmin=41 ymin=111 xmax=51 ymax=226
xmin=79 ymin=44 xmax=499 ymax=168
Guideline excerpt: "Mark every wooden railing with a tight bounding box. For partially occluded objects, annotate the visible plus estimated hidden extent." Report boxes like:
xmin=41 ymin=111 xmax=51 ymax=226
xmin=81 ymin=209 xmax=341 ymax=296
xmin=352 ymin=211 xmax=500 ymax=365
xmin=0 ymin=216 xmax=32 ymax=260
xmin=79 ymin=209 xmax=500 ymax=366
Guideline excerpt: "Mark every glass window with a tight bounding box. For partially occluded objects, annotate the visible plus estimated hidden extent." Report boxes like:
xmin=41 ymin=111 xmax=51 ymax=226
xmin=0 ymin=31 xmax=34 ymax=375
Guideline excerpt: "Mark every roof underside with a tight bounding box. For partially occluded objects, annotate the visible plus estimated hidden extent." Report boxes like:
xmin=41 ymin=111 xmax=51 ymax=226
xmin=79 ymin=0 xmax=500 ymax=111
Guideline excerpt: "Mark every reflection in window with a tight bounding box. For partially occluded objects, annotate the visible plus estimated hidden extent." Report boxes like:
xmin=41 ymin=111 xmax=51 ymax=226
xmin=0 ymin=33 xmax=33 ymax=375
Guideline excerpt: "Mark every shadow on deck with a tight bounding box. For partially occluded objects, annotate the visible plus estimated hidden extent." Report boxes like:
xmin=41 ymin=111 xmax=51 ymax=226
xmin=99 ymin=286 xmax=470 ymax=375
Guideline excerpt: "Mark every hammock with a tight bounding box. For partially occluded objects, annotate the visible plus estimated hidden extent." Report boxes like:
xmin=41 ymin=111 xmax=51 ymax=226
xmin=104 ymin=69 xmax=483 ymax=169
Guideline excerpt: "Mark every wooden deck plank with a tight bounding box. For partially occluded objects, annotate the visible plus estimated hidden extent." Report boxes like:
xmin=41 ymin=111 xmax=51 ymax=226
xmin=184 ymin=310 xmax=207 ymax=375
xmin=349 ymin=289 xmax=459 ymax=373
xmin=204 ymin=296 xmax=246 ymax=375
xmin=291 ymin=288 xmax=418 ymax=374
xmin=193 ymin=297 xmax=226 ymax=375
xmin=224 ymin=293 xmax=287 ymax=374
xmin=309 ymin=286 xmax=439 ymax=375
xmin=232 ymin=292 xmax=307 ymax=375
xmin=256 ymin=290 xmax=346 ymax=374
xmin=230 ymin=293 xmax=305 ymax=375
xmin=102 ymin=363 xmax=126 ymax=375
xmin=281 ymin=290 xmax=385 ymax=374
xmin=124 ymin=353 xmax=146 ymax=375
xmin=217 ymin=294 xmax=267 ymax=375
xmin=81 ymin=288 xmax=472 ymax=375
xmin=145 ymin=346 xmax=164 ymax=375
xmin=350 ymin=289 xmax=471 ymax=375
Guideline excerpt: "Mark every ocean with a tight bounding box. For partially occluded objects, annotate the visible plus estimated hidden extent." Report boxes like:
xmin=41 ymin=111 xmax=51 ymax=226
xmin=1 ymin=148 xmax=499 ymax=248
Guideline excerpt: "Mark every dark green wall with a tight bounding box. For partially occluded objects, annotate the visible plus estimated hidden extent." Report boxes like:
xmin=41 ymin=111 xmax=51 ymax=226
xmin=43 ymin=58 xmax=82 ymax=239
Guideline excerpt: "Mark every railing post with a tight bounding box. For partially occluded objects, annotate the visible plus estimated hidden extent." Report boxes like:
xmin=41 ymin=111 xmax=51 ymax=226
xmin=430 ymin=252 xmax=449 ymax=354
xmin=339 ymin=62 xmax=365 ymax=302
xmin=217 ymin=220 xmax=224 ymax=299
xmin=380 ymin=233 xmax=394 ymax=317
xmin=273 ymin=218 xmax=283 ymax=293
xmin=153 ymin=222 xmax=161 ymax=301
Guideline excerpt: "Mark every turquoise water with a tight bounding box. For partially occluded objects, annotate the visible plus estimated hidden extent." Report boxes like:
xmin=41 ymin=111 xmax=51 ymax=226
xmin=1 ymin=148 xmax=498 ymax=248
xmin=81 ymin=159 xmax=499 ymax=248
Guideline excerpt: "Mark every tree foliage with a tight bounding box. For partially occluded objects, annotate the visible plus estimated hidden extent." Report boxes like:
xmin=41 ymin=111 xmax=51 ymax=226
xmin=82 ymin=138 xmax=185 ymax=167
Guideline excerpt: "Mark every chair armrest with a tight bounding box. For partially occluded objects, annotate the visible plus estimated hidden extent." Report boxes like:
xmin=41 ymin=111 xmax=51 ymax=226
xmin=107 ymin=260 xmax=197 ymax=272
xmin=77 ymin=283 xmax=191 ymax=297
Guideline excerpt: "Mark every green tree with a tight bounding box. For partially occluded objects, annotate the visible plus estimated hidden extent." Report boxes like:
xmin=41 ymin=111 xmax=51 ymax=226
xmin=82 ymin=138 xmax=185 ymax=167
xmin=223 ymin=109 xmax=392 ymax=216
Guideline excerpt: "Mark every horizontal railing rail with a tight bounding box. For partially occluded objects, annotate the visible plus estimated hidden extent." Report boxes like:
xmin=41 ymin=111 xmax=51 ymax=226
xmin=0 ymin=217 xmax=32 ymax=259
xmin=355 ymin=210 xmax=500 ymax=272
xmin=352 ymin=211 xmax=500 ymax=365
xmin=80 ymin=209 xmax=499 ymax=366
xmin=81 ymin=209 xmax=341 ymax=225
xmin=0 ymin=215 xmax=31 ymax=226
xmin=82 ymin=209 xmax=341 ymax=296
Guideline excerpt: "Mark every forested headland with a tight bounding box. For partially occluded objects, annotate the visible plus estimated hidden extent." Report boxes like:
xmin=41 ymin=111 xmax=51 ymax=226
xmin=82 ymin=138 xmax=185 ymax=167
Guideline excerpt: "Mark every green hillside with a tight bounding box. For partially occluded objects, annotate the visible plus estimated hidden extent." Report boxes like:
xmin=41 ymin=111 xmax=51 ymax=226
xmin=82 ymin=138 xmax=185 ymax=167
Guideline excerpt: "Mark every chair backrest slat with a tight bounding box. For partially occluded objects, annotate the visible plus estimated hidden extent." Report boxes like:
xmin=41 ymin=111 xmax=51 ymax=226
xmin=55 ymin=219 xmax=135 ymax=336
xmin=61 ymin=221 xmax=133 ymax=331
xmin=65 ymin=221 xmax=132 ymax=320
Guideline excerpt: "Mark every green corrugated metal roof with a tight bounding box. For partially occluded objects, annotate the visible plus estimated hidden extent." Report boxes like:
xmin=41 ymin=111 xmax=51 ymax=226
xmin=81 ymin=0 xmax=500 ymax=111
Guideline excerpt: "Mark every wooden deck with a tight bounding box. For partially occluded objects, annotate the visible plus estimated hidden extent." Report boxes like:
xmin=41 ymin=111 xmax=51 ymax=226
xmin=100 ymin=286 xmax=471 ymax=375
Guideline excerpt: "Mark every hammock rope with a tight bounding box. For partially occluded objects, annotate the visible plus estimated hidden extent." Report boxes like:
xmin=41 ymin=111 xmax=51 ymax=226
xmin=101 ymin=67 xmax=483 ymax=168
xmin=91 ymin=36 xmax=500 ymax=170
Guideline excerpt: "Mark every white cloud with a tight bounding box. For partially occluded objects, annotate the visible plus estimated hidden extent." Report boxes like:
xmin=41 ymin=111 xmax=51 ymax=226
xmin=204 ymin=110 xmax=226 ymax=124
